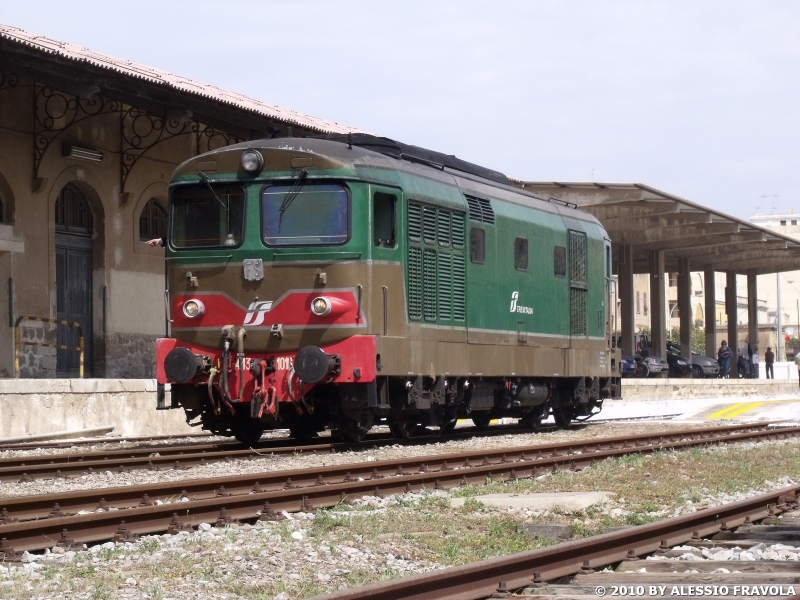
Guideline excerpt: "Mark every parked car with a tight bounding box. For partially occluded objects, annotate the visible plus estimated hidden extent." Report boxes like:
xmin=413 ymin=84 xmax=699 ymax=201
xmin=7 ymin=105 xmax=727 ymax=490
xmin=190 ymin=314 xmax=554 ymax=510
xmin=616 ymin=333 xmax=673 ymax=378
xmin=663 ymin=346 xmax=692 ymax=378
xmin=642 ymin=355 xmax=669 ymax=378
xmin=666 ymin=342 xmax=720 ymax=378
xmin=620 ymin=355 xmax=638 ymax=377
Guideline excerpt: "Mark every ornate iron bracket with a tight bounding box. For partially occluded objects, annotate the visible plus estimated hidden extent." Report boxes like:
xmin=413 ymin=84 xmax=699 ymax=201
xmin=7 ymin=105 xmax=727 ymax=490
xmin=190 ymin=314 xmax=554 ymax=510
xmin=198 ymin=125 xmax=241 ymax=155
xmin=120 ymin=108 xmax=241 ymax=198
xmin=0 ymin=70 xmax=19 ymax=91
xmin=33 ymin=84 xmax=119 ymax=185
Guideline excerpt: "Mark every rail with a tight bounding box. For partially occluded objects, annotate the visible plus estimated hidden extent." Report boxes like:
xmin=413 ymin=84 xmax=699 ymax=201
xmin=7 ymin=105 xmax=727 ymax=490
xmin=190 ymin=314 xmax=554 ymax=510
xmin=13 ymin=315 xmax=84 ymax=378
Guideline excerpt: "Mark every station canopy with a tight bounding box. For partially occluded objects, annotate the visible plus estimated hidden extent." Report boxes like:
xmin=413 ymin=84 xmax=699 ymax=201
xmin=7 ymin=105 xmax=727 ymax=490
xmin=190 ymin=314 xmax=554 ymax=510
xmin=514 ymin=182 xmax=800 ymax=276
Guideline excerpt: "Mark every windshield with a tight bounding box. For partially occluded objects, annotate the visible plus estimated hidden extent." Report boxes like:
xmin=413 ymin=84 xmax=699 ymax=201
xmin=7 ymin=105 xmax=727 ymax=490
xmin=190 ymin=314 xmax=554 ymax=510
xmin=262 ymin=183 xmax=349 ymax=246
xmin=171 ymin=185 xmax=245 ymax=248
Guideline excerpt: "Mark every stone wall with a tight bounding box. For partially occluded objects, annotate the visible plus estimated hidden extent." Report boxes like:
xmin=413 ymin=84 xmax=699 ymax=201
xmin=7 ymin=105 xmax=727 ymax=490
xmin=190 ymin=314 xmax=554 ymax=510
xmin=104 ymin=333 xmax=159 ymax=378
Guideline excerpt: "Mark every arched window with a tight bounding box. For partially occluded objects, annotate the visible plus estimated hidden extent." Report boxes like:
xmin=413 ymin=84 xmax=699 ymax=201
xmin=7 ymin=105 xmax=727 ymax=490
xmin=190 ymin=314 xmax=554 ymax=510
xmin=55 ymin=184 xmax=92 ymax=235
xmin=139 ymin=198 xmax=167 ymax=241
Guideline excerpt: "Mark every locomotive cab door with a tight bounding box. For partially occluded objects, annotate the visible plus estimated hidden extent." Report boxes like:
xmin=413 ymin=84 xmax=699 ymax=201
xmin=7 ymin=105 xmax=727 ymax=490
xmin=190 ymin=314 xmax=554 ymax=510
xmin=370 ymin=185 xmax=404 ymax=338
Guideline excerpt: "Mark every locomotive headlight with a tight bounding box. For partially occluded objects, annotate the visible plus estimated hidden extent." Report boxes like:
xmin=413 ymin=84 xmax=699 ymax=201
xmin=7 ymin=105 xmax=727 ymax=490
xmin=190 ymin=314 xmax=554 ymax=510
xmin=241 ymin=149 xmax=264 ymax=173
xmin=310 ymin=297 xmax=331 ymax=317
xmin=182 ymin=299 xmax=205 ymax=318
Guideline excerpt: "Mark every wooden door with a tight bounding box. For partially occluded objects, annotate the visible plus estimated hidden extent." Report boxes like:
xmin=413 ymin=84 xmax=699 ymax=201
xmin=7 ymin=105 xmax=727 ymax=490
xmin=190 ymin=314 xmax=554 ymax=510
xmin=55 ymin=185 xmax=93 ymax=377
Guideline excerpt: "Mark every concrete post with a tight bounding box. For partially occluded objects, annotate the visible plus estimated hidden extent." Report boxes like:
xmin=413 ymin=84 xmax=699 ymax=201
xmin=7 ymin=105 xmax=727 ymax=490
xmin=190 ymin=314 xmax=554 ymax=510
xmin=704 ymin=267 xmax=716 ymax=359
xmin=678 ymin=258 xmax=692 ymax=366
xmin=726 ymin=271 xmax=738 ymax=377
xmin=618 ymin=243 xmax=635 ymax=357
xmin=747 ymin=271 xmax=758 ymax=378
xmin=649 ymin=250 xmax=666 ymax=361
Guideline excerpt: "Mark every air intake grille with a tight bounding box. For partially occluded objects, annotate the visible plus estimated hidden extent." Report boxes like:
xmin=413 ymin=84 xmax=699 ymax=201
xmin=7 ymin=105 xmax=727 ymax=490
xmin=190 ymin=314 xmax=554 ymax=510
xmin=568 ymin=230 xmax=588 ymax=336
xmin=570 ymin=288 xmax=588 ymax=336
xmin=408 ymin=203 xmax=422 ymax=241
xmin=465 ymin=196 xmax=495 ymax=224
xmin=407 ymin=201 xmax=466 ymax=323
xmin=407 ymin=247 xmax=423 ymax=320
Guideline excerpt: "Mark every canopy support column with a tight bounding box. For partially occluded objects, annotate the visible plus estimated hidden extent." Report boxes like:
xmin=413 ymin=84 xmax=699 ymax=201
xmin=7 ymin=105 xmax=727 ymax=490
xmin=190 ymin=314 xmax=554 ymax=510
xmin=726 ymin=271 xmax=738 ymax=376
xmin=678 ymin=258 xmax=692 ymax=364
xmin=704 ymin=267 xmax=716 ymax=359
xmin=649 ymin=250 xmax=666 ymax=361
xmin=618 ymin=243 xmax=635 ymax=357
xmin=747 ymin=271 xmax=759 ymax=377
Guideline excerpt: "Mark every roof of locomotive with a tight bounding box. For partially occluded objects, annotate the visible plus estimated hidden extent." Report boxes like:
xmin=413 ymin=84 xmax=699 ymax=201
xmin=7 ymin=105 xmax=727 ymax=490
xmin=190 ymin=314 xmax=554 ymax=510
xmin=172 ymin=136 xmax=606 ymax=231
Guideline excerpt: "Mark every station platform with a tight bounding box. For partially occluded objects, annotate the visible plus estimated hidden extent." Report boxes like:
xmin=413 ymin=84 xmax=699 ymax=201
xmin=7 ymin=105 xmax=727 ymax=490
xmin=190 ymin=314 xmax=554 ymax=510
xmin=0 ymin=378 xmax=799 ymax=441
xmin=604 ymin=378 xmax=800 ymax=422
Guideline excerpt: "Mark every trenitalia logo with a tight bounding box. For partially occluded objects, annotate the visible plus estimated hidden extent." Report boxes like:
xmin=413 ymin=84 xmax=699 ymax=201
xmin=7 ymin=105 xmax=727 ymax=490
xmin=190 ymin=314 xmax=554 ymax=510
xmin=510 ymin=291 xmax=533 ymax=315
xmin=243 ymin=300 xmax=274 ymax=326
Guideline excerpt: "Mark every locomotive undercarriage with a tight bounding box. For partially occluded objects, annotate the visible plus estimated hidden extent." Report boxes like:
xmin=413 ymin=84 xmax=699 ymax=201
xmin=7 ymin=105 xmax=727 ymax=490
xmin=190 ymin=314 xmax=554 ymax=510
xmin=168 ymin=373 xmax=616 ymax=444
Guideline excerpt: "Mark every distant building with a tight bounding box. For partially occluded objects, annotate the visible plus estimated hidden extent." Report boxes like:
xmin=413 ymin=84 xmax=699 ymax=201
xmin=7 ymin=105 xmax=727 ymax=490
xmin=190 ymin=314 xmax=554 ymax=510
xmin=750 ymin=212 xmax=800 ymax=359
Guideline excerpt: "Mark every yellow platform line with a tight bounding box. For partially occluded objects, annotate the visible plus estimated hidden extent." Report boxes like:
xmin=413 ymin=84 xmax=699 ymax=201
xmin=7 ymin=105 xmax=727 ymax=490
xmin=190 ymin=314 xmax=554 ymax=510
xmin=707 ymin=401 xmax=766 ymax=419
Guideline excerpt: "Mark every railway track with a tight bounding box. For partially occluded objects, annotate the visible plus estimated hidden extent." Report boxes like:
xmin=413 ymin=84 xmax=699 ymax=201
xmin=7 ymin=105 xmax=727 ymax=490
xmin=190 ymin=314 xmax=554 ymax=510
xmin=0 ymin=420 xmax=776 ymax=482
xmin=0 ymin=422 xmax=796 ymax=557
xmin=0 ymin=423 xmax=576 ymax=481
xmin=308 ymin=485 xmax=800 ymax=600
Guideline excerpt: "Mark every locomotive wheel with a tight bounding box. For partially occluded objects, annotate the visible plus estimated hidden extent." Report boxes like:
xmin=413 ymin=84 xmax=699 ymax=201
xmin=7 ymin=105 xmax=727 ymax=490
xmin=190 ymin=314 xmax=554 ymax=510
xmin=439 ymin=418 xmax=457 ymax=435
xmin=232 ymin=420 xmax=265 ymax=445
xmin=520 ymin=405 xmax=546 ymax=430
xmin=389 ymin=419 xmax=417 ymax=439
xmin=471 ymin=413 xmax=492 ymax=430
xmin=552 ymin=404 xmax=575 ymax=428
xmin=337 ymin=408 xmax=374 ymax=443
xmin=289 ymin=420 xmax=319 ymax=441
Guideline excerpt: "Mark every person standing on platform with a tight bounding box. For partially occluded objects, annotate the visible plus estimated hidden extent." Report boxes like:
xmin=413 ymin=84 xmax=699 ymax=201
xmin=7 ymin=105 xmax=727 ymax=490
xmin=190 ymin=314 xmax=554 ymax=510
xmin=765 ymin=347 xmax=775 ymax=379
xmin=718 ymin=340 xmax=732 ymax=378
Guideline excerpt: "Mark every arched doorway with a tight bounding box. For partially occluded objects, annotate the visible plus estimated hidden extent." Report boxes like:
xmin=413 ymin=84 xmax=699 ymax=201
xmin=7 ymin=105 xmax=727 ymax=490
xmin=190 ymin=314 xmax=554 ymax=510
xmin=55 ymin=184 xmax=93 ymax=377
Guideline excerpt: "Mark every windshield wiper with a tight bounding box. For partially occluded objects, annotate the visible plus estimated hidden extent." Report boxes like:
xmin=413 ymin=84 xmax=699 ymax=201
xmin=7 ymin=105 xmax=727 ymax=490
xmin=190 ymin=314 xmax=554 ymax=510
xmin=278 ymin=169 xmax=308 ymax=231
xmin=198 ymin=171 xmax=229 ymax=211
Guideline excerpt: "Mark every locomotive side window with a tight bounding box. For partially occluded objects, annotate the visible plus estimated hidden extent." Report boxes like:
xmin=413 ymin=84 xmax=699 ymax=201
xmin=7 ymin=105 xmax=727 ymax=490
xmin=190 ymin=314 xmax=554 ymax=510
xmin=554 ymin=245 xmax=567 ymax=277
xmin=470 ymin=227 xmax=485 ymax=264
xmin=373 ymin=192 xmax=396 ymax=247
xmin=263 ymin=183 xmax=349 ymax=246
xmin=171 ymin=185 xmax=244 ymax=248
xmin=514 ymin=237 xmax=528 ymax=271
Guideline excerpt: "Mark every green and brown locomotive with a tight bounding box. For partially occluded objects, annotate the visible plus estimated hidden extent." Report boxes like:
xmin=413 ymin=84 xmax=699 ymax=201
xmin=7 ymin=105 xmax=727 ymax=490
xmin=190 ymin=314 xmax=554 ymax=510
xmin=155 ymin=135 xmax=620 ymax=443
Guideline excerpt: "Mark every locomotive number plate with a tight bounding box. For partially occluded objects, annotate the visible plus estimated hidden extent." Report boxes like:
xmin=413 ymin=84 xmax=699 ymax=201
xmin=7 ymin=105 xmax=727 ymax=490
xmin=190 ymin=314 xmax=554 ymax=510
xmin=243 ymin=258 xmax=264 ymax=281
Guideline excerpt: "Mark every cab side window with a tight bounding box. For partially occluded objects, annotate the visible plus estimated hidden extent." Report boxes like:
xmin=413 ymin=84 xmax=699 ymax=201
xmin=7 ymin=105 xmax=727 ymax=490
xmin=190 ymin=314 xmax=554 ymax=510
xmin=373 ymin=192 xmax=396 ymax=247
xmin=470 ymin=227 xmax=485 ymax=264
xmin=514 ymin=237 xmax=528 ymax=271
xmin=554 ymin=245 xmax=567 ymax=277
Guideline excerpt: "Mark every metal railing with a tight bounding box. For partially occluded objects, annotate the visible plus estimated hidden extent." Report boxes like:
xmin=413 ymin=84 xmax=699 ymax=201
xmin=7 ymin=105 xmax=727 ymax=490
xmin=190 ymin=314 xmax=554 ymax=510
xmin=14 ymin=316 xmax=84 ymax=378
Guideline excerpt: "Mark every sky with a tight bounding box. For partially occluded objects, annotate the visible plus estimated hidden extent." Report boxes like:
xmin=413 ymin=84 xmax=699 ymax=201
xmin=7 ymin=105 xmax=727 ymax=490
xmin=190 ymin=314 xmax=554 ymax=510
xmin=3 ymin=1 xmax=799 ymax=219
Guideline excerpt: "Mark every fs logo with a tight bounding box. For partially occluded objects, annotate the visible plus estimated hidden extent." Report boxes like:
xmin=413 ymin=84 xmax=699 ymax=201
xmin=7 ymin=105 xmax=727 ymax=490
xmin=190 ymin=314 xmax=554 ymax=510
xmin=243 ymin=300 xmax=274 ymax=326
xmin=509 ymin=291 xmax=533 ymax=315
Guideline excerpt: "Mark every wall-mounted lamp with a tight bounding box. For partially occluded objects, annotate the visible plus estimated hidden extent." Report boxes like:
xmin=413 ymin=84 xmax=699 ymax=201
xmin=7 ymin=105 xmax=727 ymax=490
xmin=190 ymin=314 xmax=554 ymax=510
xmin=62 ymin=143 xmax=103 ymax=163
